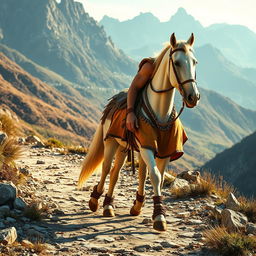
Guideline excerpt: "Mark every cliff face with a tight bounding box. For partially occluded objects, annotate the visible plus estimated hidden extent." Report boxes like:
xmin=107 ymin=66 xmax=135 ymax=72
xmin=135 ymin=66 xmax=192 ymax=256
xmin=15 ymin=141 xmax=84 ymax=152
xmin=202 ymin=131 xmax=256 ymax=198
xmin=0 ymin=52 xmax=99 ymax=143
xmin=0 ymin=0 xmax=136 ymax=89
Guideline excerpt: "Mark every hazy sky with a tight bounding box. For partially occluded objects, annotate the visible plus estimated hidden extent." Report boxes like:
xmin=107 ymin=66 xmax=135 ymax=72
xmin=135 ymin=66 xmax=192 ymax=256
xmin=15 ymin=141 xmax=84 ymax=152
xmin=78 ymin=0 xmax=256 ymax=32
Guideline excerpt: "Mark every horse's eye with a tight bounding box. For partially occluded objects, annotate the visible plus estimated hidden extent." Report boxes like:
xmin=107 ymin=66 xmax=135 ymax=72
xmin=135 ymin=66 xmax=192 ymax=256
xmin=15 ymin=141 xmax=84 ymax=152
xmin=174 ymin=60 xmax=181 ymax=67
xmin=193 ymin=59 xmax=198 ymax=65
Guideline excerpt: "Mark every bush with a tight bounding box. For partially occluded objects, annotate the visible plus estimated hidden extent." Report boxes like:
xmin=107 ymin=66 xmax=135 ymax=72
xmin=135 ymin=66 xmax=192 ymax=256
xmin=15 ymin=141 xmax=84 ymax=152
xmin=44 ymin=137 xmax=64 ymax=148
xmin=204 ymin=226 xmax=256 ymax=256
xmin=0 ymin=114 xmax=20 ymax=137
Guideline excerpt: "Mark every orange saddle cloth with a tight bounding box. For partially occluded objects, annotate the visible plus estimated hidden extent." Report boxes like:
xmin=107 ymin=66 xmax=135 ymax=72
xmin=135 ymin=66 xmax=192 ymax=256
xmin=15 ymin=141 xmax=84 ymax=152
xmin=105 ymin=108 xmax=188 ymax=161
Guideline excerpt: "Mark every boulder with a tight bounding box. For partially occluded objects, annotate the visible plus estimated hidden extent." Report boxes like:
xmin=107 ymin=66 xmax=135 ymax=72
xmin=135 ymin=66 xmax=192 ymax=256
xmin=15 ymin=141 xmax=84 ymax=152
xmin=25 ymin=135 xmax=45 ymax=147
xmin=0 ymin=205 xmax=10 ymax=216
xmin=0 ymin=182 xmax=17 ymax=206
xmin=14 ymin=197 xmax=27 ymax=210
xmin=246 ymin=222 xmax=256 ymax=235
xmin=169 ymin=178 xmax=190 ymax=190
xmin=221 ymin=209 xmax=248 ymax=232
xmin=163 ymin=173 xmax=176 ymax=186
xmin=226 ymin=193 xmax=241 ymax=210
xmin=177 ymin=170 xmax=201 ymax=183
xmin=0 ymin=227 xmax=17 ymax=245
xmin=0 ymin=132 xmax=8 ymax=145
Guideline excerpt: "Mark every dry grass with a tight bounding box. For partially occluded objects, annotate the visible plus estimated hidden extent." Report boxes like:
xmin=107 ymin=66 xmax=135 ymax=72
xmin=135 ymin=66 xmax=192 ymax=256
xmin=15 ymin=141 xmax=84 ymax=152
xmin=0 ymin=138 xmax=23 ymax=164
xmin=22 ymin=240 xmax=47 ymax=254
xmin=0 ymin=114 xmax=20 ymax=137
xmin=204 ymin=226 xmax=256 ymax=256
xmin=237 ymin=197 xmax=256 ymax=223
xmin=44 ymin=137 xmax=64 ymax=148
xmin=23 ymin=201 xmax=49 ymax=221
xmin=171 ymin=171 xmax=235 ymax=199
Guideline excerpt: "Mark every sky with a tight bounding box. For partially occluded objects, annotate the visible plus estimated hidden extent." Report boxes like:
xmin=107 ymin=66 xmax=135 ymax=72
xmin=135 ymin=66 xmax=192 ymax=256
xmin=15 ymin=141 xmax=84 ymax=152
xmin=77 ymin=0 xmax=256 ymax=32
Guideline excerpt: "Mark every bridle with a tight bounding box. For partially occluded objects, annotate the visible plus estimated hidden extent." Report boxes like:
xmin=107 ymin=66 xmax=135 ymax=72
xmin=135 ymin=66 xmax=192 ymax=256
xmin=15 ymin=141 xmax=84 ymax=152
xmin=149 ymin=47 xmax=198 ymax=121
xmin=150 ymin=47 xmax=197 ymax=95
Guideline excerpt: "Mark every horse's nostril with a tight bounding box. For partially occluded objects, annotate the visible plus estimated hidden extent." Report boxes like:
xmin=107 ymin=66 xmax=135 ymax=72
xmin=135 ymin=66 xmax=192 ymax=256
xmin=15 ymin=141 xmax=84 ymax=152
xmin=188 ymin=94 xmax=193 ymax=102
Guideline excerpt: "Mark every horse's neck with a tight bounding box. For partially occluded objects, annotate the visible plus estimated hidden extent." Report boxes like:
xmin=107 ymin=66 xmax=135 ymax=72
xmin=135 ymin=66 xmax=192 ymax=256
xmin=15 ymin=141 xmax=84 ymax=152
xmin=146 ymin=57 xmax=176 ymax=123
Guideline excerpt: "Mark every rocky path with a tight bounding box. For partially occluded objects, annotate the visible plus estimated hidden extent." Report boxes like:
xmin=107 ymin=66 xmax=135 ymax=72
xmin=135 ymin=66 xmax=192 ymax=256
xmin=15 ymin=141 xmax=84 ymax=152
xmin=17 ymin=146 xmax=217 ymax=256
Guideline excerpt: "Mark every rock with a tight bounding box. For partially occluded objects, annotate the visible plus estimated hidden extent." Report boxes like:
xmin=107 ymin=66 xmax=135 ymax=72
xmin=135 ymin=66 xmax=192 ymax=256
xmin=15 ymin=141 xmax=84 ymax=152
xmin=0 ymin=132 xmax=8 ymax=145
xmin=6 ymin=217 xmax=16 ymax=223
xmin=163 ymin=173 xmax=176 ymax=186
xmin=187 ymin=219 xmax=203 ymax=225
xmin=142 ymin=218 xmax=152 ymax=224
xmin=0 ymin=205 xmax=10 ymax=216
xmin=178 ymin=232 xmax=195 ymax=238
xmin=36 ymin=160 xmax=45 ymax=164
xmin=26 ymin=229 xmax=44 ymax=240
xmin=19 ymin=167 xmax=30 ymax=176
xmin=221 ymin=209 xmax=248 ymax=232
xmin=160 ymin=241 xmax=180 ymax=248
xmin=25 ymin=135 xmax=45 ymax=147
xmin=0 ymin=182 xmax=17 ymax=205
xmin=226 ymin=193 xmax=241 ymax=210
xmin=169 ymin=178 xmax=190 ymax=190
xmin=177 ymin=170 xmax=201 ymax=183
xmin=152 ymin=245 xmax=163 ymax=251
xmin=0 ymin=222 xmax=5 ymax=228
xmin=14 ymin=197 xmax=27 ymax=210
xmin=134 ymin=244 xmax=151 ymax=252
xmin=177 ymin=212 xmax=191 ymax=218
xmin=0 ymin=227 xmax=17 ymax=245
xmin=247 ymin=222 xmax=256 ymax=235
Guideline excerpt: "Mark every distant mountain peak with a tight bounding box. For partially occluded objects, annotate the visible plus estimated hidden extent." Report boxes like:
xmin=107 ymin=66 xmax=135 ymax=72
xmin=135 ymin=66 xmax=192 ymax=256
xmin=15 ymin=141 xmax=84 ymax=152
xmin=133 ymin=12 xmax=160 ymax=23
xmin=170 ymin=7 xmax=197 ymax=23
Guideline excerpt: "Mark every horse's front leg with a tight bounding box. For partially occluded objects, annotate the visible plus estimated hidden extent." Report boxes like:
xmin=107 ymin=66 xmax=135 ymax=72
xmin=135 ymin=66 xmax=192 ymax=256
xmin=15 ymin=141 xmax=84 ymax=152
xmin=103 ymin=146 xmax=127 ymax=217
xmin=89 ymin=138 xmax=118 ymax=212
xmin=140 ymin=148 xmax=167 ymax=231
xmin=130 ymin=155 xmax=147 ymax=216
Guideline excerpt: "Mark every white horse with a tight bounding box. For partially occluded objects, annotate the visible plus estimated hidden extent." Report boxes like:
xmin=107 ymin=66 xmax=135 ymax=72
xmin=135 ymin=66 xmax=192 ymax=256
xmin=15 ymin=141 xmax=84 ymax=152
xmin=78 ymin=33 xmax=200 ymax=232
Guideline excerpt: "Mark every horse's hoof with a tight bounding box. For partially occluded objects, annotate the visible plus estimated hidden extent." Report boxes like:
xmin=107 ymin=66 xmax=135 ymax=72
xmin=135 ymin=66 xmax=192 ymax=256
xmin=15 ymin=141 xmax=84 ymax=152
xmin=89 ymin=198 xmax=98 ymax=212
xmin=153 ymin=221 xmax=167 ymax=232
xmin=130 ymin=205 xmax=141 ymax=216
xmin=103 ymin=208 xmax=115 ymax=217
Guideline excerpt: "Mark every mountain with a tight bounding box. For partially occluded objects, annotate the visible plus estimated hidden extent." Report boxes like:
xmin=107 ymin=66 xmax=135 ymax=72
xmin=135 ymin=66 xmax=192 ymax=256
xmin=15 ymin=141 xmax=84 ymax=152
xmin=100 ymin=8 xmax=256 ymax=69
xmin=196 ymin=44 xmax=256 ymax=110
xmin=0 ymin=52 xmax=99 ymax=144
xmin=202 ymin=131 xmax=256 ymax=198
xmin=0 ymin=0 xmax=136 ymax=90
xmin=1 ymin=51 xmax=256 ymax=171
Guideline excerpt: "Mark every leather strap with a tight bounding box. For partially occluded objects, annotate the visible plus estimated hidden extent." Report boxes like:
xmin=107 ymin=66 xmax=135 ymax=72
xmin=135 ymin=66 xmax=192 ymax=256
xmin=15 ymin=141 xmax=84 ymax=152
xmin=152 ymin=196 xmax=166 ymax=219
xmin=103 ymin=194 xmax=114 ymax=207
xmin=90 ymin=184 xmax=103 ymax=200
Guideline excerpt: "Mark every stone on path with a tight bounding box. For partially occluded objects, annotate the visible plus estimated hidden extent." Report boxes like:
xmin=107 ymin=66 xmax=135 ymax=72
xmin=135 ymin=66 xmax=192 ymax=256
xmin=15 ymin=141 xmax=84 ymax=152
xmin=221 ymin=209 xmax=248 ymax=232
xmin=0 ymin=182 xmax=17 ymax=205
xmin=247 ymin=222 xmax=256 ymax=235
xmin=0 ymin=205 xmax=10 ymax=216
xmin=177 ymin=170 xmax=201 ymax=183
xmin=0 ymin=227 xmax=17 ymax=245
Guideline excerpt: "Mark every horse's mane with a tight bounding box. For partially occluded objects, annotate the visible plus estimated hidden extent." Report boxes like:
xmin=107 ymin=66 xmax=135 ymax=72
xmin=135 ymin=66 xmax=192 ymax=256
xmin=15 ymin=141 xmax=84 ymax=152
xmin=152 ymin=41 xmax=191 ymax=78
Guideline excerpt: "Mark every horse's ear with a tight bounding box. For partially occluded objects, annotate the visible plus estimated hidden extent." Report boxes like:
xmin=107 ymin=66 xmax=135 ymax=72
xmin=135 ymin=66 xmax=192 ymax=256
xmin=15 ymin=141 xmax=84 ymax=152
xmin=187 ymin=33 xmax=195 ymax=46
xmin=170 ymin=33 xmax=177 ymax=48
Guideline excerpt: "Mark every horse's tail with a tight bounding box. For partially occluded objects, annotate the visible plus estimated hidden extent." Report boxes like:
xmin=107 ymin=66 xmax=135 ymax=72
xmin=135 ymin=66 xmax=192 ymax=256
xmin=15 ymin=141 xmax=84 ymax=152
xmin=78 ymin=124 xmax=104 ymax=188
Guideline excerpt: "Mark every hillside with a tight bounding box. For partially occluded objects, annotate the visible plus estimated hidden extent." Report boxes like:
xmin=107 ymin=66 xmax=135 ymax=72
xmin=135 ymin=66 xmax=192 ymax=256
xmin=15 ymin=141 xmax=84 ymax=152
xmin=172 ymin=88 xmax=256 ymax=171
xmin=100 ymin=8 xmax=256 ymax=68
xmin=0 ymin=0 xmax=136 ymax=89
xmin=0 ymin=52 xmax=99 ymax=144
xmin=196 ymin=44 xmax=256 ymax=110
xmin=202 ymin=131 xmax=256 ymax=198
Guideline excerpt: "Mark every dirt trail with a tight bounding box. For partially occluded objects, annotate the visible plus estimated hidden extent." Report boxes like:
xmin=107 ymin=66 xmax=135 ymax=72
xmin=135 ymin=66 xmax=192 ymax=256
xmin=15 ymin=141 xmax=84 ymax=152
xmin=17 ymin=146 xmax=216 ymax=256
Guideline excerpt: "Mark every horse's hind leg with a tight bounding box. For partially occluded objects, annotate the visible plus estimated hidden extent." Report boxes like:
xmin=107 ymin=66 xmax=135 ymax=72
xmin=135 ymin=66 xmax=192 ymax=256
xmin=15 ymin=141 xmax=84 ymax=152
xmin=103 ymin=146 xmax=127 ymax=217
xmin=130 ymin=155 xmax=147 ymax=216
xmin=89 ymin=138 xmax=118 ymax=212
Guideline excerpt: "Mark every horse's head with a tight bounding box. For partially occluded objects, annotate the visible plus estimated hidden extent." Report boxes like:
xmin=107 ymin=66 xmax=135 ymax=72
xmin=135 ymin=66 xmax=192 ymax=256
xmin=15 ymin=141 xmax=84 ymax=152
xmin=169 ymin=33 xmax=200 ymax=108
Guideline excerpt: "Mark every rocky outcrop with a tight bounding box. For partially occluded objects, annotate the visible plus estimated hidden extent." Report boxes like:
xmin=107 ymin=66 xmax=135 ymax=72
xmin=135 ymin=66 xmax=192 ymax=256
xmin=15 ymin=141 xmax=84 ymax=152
xmin=0 ymin=0 xmax=136 ymax=89
xmin=0 ymin=182 xmax=17 ymax=206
